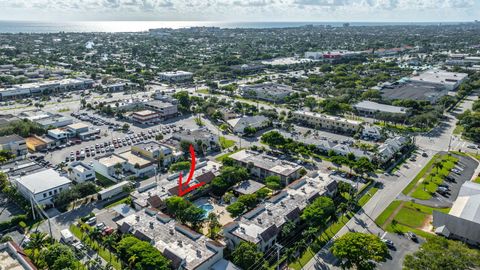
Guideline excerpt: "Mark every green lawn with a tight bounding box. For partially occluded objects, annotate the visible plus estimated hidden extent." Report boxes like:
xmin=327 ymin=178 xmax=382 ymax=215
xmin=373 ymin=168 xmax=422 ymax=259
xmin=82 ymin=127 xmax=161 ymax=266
xmin=104 ymin=196 xmax=130 ymax=209
xmin=358 ymin=187 xmax=379 ymax=207
xmin=375 ymin=200 xmax=402 ymax=227
xmin=196 ymin=89 xmax=209 ymax=94
xmin=95 ymin=173 xmax=116 ymax=187
xmin=394 ymin=207 xmax=428 ymax=228
xmin=402 ymin=154 xmax=439 ymax=195
xmin=453 ymin=125 xmax=464 ymax=135
xmin=69 ymin=224 xmax=122 ymax=270
xmin=219 ymin=136 xmax=235 ymax=149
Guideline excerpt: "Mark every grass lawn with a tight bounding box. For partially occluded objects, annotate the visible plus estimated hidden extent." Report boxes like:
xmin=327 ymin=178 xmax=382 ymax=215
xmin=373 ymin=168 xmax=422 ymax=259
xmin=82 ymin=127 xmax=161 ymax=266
xmin=402 ymin=154 xmax=439 ymax=195
xmin=453 ymin=125 xmax=464 ymax=135
xmin=219 ymin=136 xmax=235 ymax=149
xmin=358 ymin=187 xmax=379 ymax=207
xmin=215 ymin=148 xmax=243 ymax=162
xmin=196 ymin=89 xmax=209 ymax=94
xmin=104 ymin=196 xmax=130 ymax=209
xmin=394 ymin=207 xmax=428 ymax=228
xmin=69 ymin=224 xmax=122 ymax=270
xmin=95 ymin=172 xmax=116 ymax=187
xmin=474 ymin=177 xmax=480 ymax=184
xmin=375 ymin=200 xmax=402 ymax=227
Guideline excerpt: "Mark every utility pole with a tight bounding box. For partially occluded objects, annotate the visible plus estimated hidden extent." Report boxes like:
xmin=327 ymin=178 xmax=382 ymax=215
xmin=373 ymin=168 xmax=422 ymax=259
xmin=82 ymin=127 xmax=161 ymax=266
xmin=274 ymin=243 xmax=283 ymax=270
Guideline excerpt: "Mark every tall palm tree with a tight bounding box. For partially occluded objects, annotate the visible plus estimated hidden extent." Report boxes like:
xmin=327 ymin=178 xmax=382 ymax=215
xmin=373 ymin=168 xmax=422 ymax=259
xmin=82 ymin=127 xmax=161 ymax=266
xmin=433 ymin=161 xmax=443 ymax=174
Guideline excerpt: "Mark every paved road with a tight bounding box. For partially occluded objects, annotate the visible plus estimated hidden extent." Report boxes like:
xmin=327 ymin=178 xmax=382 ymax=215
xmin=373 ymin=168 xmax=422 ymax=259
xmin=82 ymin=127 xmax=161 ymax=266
xmin=302 ymin=95 xmax=478 ymax=270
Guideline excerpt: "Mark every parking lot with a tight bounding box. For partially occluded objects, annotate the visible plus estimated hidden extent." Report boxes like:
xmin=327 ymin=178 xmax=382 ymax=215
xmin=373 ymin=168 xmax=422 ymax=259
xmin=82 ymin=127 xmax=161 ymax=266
xmin=0 ymin=193 xmax=25 ymax=223
xmin=379 ymin=232 xmax=422 ymax=270
xmin=43 ymin=114 xmax=202 ymax=166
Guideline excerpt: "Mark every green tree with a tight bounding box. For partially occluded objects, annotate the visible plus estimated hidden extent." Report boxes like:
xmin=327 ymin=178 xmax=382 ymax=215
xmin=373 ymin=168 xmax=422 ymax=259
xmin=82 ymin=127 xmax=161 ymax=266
xmin=404 ymin=236 xmax=480 ymax=270
xmin=265 ymin=175 xmax=282 ymax=190
xmin=226 ymin=202 xmax=246 ymax=217
xmin=231 ymin=241 xmax=266 ymax=270
xmin=331 ymin=232 xmax=388 ymax=270
xmin=40 ymin=243 xmax=77 ymax=270
xmin=301 ymin=196 xmax=335 ymax=227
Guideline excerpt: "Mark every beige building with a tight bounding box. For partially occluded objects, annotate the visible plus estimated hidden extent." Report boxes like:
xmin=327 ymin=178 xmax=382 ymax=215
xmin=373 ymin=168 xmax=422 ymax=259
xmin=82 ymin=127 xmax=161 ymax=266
xmin=293 ymin=110 xmax=362 ymax=133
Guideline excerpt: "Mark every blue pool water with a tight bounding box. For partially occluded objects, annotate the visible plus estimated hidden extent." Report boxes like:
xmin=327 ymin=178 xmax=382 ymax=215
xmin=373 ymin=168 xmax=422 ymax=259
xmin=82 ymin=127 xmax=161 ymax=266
xmin=199 ymin=203 xmax=214 ymax=218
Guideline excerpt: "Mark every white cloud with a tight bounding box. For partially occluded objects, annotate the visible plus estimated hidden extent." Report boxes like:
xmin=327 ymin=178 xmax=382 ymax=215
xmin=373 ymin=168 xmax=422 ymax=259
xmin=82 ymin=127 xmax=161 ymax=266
xmin=0 ymin=0 xmax=477 ymax=21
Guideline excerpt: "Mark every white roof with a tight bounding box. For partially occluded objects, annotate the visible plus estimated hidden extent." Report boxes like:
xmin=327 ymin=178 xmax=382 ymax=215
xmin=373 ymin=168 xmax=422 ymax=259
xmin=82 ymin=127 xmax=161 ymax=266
xmin=16 ymin=169 xmax=71 ymax=194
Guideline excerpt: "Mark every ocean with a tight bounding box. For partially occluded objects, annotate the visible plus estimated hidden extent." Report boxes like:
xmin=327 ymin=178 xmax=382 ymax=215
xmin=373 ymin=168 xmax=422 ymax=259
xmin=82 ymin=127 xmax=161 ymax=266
xmin=0 ymin=20 xmax=455 ymax=33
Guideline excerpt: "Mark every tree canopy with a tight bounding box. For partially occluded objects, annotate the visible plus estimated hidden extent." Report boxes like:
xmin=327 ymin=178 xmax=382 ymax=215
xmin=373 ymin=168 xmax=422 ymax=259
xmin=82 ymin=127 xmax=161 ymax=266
xmin=331 ymin=232 xmax=388 ymax=270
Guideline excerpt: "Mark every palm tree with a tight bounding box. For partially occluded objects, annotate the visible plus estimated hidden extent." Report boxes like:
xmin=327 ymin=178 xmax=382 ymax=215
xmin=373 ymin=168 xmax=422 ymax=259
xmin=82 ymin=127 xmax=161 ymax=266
xmin=114 ymin=163 xmax=123 ymax=177
xmin=433 ymin=161 xmax=443 ymax=174
xmin=128 ymin=254 xmax=138 ymax=269
xmin=26 ymin=232 xmax=49 ymax=263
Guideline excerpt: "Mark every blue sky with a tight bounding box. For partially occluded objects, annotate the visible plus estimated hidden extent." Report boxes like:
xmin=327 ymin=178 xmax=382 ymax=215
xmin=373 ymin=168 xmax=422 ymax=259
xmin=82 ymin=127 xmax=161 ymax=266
xmin=0 ymin=0 xmax=478 ymax=21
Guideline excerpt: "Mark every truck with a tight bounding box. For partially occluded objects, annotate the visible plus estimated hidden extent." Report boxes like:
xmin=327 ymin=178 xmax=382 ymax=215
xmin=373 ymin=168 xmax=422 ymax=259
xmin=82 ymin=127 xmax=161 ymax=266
xmin=61 ymin=229 xmax=74 ymax=244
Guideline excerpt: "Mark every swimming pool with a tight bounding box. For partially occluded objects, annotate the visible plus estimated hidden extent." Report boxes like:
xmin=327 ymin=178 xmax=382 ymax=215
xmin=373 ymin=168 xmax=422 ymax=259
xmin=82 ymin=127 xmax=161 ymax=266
xmin=199 ymin=203 xmax=214 ymax=218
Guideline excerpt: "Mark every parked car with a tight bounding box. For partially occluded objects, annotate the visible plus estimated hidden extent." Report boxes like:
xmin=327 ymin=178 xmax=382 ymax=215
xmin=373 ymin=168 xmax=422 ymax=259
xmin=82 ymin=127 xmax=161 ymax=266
xmin=86 ymin=217 xmax=97 ymax=225
xmin=407 ymin=232 xmax=418 ymax=242
xmin=382 ymin=239 xmax=395 ymax=249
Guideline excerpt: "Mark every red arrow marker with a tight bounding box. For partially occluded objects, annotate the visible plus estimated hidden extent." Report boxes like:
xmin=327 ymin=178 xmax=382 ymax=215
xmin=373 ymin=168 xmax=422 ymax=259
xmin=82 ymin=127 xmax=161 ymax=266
xmin=178 ymin=144 xmax=206 ymax=197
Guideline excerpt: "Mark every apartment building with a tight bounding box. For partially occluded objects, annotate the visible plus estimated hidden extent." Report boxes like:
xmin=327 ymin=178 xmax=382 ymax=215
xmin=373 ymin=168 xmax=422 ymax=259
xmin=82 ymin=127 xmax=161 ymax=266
xmin=293 ymin=110 xmax=362 ymax=134
xmin=227 ymin=115 xmax=270 ymax=135
xmin=224 ymin=175 xmax=337 ymax=252
xmin=131 ymin=141 xmax=181 ymax=167
xmin=172 ymin=128 xmax=220 ymax=153
xmin=116 ymin=208 xmax=224 ymax=270
xmin=229 ymin=150 xmax=303 ymax=185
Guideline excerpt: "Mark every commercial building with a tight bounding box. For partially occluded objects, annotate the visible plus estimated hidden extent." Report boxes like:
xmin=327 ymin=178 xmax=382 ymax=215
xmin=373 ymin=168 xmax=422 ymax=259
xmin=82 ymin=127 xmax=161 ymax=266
xmin=239 ymin=83 xmax=294 ymax=103
xmin=409 ymin=70 xmax=468 ymax=90
xmin=97 ymin=181 xmax=131 ymax=200
xmin=68 ymin=161 xmax=95 ymax=183
xmin=25 ymin=135 xmax=55 ymax=152
xmin=0 ymin=78 xmax=94 ymax=100
xmin=227 ymin=115 xmax=270 ymax=135
xmin=131 ymin=141 xmax=181 ymax=167
xmin=224 ymin=175 xmax=337 ymax=252
xmin=158 ymin=71 xmax=193 ymax=82
xmin=21 ymin=111 xmax=73 ymax=129
xmin=14 ymin=169 xmax=72 ymax=206
xmin=47 ymin=128 xmax=69 ymax=142
xmin=93 ymin=148 xmax=156 ymax=182
xmin=116 ymin=208 xmax=224 ymax=270
xmin=293 ymin=110 xmax=362 ymax=134
xmin=380 ymin=81 xmax=449 ymax=104
xmin=65 ymin=123 xmax=100 ymax=140
xmin=131 ymin=110 xmax=161 ymax=125
xmin=144 ymin=100 xmax=178 ymax=120
xmin=172 ymin=128 xmax=220 ymax=153
xmin=0 ymin=114 xmax=20 ymax=129
xmin=229 ymin=150 xmax=303 ymax=185
xmin=433 ymin=182 xmax=480 ymax=245
xmin=0 ymin=241 xmax=37 ymax=270
xmin=353 ymin=101 xmax=408 ymax=117
xmin=0 ymin=134 xmax=27 ymax=157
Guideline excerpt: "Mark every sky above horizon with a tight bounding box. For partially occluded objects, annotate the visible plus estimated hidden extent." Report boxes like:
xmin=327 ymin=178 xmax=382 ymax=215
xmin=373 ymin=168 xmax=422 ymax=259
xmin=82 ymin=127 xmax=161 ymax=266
xmin=0 ymin=0 xmax=479 ymax=22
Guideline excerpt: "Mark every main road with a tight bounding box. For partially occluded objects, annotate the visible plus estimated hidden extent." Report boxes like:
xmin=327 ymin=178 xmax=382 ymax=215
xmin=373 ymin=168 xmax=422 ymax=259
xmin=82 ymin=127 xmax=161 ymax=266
xmin=302 ymin=95 xmax=478 ymax=270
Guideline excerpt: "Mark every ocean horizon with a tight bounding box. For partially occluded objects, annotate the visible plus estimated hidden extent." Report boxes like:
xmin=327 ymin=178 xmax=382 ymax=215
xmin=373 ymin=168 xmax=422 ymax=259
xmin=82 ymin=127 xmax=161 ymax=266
xmin=0 ymin=20 xmax=465 ymax=33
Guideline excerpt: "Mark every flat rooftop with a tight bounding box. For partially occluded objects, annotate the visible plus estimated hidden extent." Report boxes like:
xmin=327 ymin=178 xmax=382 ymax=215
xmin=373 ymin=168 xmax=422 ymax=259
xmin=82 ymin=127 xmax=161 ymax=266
xmin=72 ymin=163 xmax=91 ymax=173
xmin=15 ymin=168 xmax=71 ymax=194
xmin=116 ymin=209 xmax=221 ymax=270
xmin=0 ymin=242 xmax=36 ymax=270
xmin=159 ymin=71 xmax=193 ymax=76
xmin=133 ymin=110 xmax=158 ymax=117
xmin=381 ymin=81 xmax=448 ymax=102
xmin=233 ymin=180 xmax=266 ymax=195
xmin=0 ymin=134 xmax=24 ymax=144
xmin=229 ymin=150 xmax=302 ymax=177
xmin=67 ymin=122 xmax=89 ymax=130
xmin=97 ymin=154 xmax=127 ymax=168
xmin=354 ymin=100 xmax=408 ymax=114
xmin=118 ymin=151 xmax=153 ymax=168
xmin=133 ymin=141 xmax=172 ymax=154
xmin=410 ymin=69 xmax=468 ymax=86
xmin=293 ymin=110 xmax=362 ymax=125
